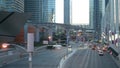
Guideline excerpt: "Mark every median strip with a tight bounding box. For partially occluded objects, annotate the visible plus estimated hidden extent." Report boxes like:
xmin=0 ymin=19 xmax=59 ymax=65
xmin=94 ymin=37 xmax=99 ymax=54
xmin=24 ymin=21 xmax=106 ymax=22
xmin=57 ymin=49 xmax=77 ymax=68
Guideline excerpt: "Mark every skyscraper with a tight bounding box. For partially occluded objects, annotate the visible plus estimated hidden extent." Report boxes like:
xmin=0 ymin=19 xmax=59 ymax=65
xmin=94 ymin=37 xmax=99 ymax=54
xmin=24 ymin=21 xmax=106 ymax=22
xmin=0 ymin=0 xmax=24 ymax=13
xmin=89 ymin=0 xmax=94 ymax=29
xmin=24 ymin=0 xmax=42 ymax=23
xmin=25 ymin=0 xmax=71 ymax=24
xmin=25 ymin=0 xmax=56 ymax=23
xmin=42 ymin=0 xmax=55 ymax=23
xmin=105 ymin=0 xmax=109 ymax=7
xmin=90 ymin=0 xmax=105 ymax=40
xmin=64 ymin=0 xmax=71 ymax=24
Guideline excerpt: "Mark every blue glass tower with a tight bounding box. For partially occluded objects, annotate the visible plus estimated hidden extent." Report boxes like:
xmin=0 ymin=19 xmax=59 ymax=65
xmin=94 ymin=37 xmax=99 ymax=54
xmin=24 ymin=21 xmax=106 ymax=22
xmin=24 ymin=0 xmax=42 ymax=23
xmin=42 ymin=0 xmax=55 ymax=23
xmin=105 ymin=0 xmax=109 ymax=7
xmin=25 ymin=0 xmax=55 ymax=23
xmin=64 ymin=0 xmax=70 ymax=24
xmin=90 ymin=0 xmax=106 ymax=40
xmin=0 ymin=0 xmax=24 ymax=13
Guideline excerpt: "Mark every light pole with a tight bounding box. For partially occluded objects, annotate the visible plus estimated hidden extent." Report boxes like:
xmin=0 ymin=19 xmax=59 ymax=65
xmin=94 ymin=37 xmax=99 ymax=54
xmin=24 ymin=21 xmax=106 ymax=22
xmin=65 ymin=27 xmax=70 ymax=57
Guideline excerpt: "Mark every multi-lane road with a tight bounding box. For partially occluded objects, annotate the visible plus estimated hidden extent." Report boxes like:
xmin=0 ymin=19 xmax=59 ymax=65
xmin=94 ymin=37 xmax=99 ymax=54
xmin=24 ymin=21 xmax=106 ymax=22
xmin=0 ymin=46 xmax=68 ymax=68
xmin=63 ymin=47 xmax=119 ymax=68
xmin=0 ymin=42 xmax=119 ymax=68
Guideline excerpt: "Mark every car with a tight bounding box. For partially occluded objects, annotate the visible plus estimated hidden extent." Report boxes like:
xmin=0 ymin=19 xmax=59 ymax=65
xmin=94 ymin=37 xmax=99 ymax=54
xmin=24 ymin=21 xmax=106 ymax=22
xmin=53 ymin=44 xmax=62 ymax=49
xmin=98 ymin=50 xmax=104 ymax=56
xmin=102 ymin=46 xmax=108 ymax=52
xmin=68 ymin=45 xmax=72 ymax=51
xmin=46 ymin=45 xmax=55 ymax=49
xmin=68 ymin=45 xmax=72 ymax=48
xmin=61 ymin=43 xmax=67 ymax=47
xmin=92 ymin=47 xmax=95 ymax=50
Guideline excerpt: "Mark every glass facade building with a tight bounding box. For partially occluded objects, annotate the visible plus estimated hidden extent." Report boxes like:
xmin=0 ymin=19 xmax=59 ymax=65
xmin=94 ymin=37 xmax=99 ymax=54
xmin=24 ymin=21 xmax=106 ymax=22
xmin=64 ymin=0 xmax=70 ymax=24
xmin=42 ymin=0 xmax=55 ymax=23
xmin=25 ymin=0 xmax=55 ymax=23
xmin=89 ymin=0 xmax=94 ymax=29
xmin=105 ymin=0 xmax=109 ymax=7
xmin=90 ymin=0 xmax=105 ymax=40
xmin=0 ymin=0 xmax=24 ymax=13
xmin=101 ymin=0 xmax=120 ymax=59
xmin=24 ymin=0 xmax=42 ymax=23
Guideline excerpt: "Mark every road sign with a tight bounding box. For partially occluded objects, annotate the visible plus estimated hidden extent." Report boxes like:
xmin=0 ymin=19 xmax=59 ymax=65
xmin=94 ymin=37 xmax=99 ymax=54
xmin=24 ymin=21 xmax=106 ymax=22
xmin=27 ymin=33 xmax=34 ymax=52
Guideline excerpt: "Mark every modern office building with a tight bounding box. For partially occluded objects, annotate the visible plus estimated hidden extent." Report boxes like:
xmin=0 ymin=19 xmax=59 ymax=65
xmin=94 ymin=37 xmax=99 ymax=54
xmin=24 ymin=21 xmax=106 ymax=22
xmin=24 ymin=0 xmax=42 ymax=23
xmin=101 ymin=0 xmax=120 ymax=59
xmin=0 ymin=0 xmax=24 ymax=13
xmin=105 ymin=0 xmax=109 ymax=7
xmin=25 ymin=0 xmax=66 ymax=24
xmin=89 ymin=0 xmax=94 ymax=29
xmin=25 ymin=0 xmax=56 ymax=23
xmin=90 ymin=0 xmax=105 ymax=40
xmin=42 ymin=0 xmax=55 ymax=23
xmin=101 ymin=0 xmax=110 ymax=35
xmin=64 ymin=0 xmax=71 ymax=24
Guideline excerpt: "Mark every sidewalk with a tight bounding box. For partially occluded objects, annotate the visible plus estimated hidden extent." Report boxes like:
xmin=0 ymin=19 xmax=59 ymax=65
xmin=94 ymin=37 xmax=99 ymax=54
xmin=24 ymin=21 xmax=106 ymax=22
xmin=109 ymin=44 xmax=120 ymax=68
xmin=111 ymin=54 xmax=120 ymax=68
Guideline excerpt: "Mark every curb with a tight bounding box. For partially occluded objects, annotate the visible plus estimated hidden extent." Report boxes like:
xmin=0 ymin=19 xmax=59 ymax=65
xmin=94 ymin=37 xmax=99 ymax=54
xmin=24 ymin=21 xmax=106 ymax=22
xmin=35 ymin=45 xmax=46 ymax=51
xmin=57 ymin=49 xmax=77 ymax=68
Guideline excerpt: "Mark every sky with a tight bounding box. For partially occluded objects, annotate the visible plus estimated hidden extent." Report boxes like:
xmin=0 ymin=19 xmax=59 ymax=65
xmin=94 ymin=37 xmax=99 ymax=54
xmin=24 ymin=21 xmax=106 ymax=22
xmin=72 ymin=0 xmax=89 ymax=25
xmin=55 ymin=0 xmax=89 ymax=25
xmin=55 ymin=0 xmax=64 ymax=23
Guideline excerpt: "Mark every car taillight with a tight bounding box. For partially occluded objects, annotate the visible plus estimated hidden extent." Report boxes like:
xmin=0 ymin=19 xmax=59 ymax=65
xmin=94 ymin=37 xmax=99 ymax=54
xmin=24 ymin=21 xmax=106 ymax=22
xmin=2 ymin=43 xmax=9 ymax=48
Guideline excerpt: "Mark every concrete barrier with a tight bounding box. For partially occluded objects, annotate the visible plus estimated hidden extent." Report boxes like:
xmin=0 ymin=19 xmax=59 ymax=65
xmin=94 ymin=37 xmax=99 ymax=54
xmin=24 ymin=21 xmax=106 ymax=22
xmin=57 ymin=50 xmax=77 ymax=68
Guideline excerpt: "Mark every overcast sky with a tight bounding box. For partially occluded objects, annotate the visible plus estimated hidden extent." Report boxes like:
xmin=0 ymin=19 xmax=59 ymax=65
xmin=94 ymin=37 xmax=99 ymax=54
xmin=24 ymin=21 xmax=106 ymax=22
xmin=55 ymin=0 xmax=64 ymax=23
xmin=72 ymin=0 xmax=89 ymax=25
xmin=55 ymin=0 xmax=89 ymax=25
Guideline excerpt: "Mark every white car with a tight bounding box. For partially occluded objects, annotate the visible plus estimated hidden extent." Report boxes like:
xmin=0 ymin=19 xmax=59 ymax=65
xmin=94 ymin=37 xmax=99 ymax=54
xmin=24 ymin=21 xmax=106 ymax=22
xmin=68 ymin=45 xmax=72 ymax=48
xmin=98 ymin=50 xmax=104 ymax=56
xmin=53 ymin=44 xmax=62 ymax=49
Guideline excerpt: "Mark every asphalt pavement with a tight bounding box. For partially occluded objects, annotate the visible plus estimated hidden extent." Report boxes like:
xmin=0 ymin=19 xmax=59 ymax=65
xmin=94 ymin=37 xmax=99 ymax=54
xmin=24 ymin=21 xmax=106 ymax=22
xmin=1 ymin=41 xmax=119 ymax=68
xmin=63 ymin=47 xmax=119 ymax=68
xmin=0 ymin=47 xmax=68 ymax=68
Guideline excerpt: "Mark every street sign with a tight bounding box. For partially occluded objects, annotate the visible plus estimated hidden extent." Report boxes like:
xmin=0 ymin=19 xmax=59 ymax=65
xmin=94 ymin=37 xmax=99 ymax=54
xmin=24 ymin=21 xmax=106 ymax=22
xmin=43 ymin=40 xmax=48 ymax=44
xmin=27 ymin=33 xmax=34 ymax=52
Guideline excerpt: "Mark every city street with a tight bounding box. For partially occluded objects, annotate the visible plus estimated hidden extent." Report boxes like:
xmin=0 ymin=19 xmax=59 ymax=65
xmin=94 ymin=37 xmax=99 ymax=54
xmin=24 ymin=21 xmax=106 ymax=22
xmin=1 ymin=0 xmax=120 ymax=68
xmin=0 ymin=46 xmax=68 ymax=68
xmin=63 ymin=47 xmax=119 ymax=68
xmin=0 ymin=42 xmax=119 ymax=68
